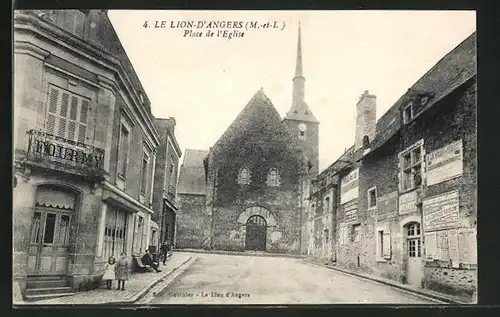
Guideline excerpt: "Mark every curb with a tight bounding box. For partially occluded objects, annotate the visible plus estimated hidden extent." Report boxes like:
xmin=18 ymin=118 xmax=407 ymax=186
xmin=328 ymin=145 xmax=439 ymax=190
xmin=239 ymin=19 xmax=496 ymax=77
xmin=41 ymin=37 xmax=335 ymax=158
xmin=109 ymin=256 xmax=193 ymax=304
xmin=302 ymin=259 xmax=470 ymax=305
xmin=135 ymin=256 xmax=198 ymax=305
xmin=174 ymin=248 xmax=306 ymax=259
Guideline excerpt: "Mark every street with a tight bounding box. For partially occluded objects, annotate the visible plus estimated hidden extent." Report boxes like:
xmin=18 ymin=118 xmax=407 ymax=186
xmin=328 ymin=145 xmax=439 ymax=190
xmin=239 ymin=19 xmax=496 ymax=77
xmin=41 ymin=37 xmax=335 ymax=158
xmin=150 ymin=253 xmax=437 ymax=304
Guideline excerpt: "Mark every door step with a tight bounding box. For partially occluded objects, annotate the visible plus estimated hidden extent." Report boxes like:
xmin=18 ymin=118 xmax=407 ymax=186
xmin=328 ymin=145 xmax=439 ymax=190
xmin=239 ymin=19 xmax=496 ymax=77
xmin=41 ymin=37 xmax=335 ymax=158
xmin=25 ymin=287 xmax=75 ymax=301
xmin=26 ymin=279 xmax=69 ymax=289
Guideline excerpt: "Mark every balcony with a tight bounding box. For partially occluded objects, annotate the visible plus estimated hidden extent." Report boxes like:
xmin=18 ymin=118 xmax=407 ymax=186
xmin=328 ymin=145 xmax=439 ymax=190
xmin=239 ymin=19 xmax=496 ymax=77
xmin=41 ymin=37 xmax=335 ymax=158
xmin=24 ymin=130 xmax=106 ymax=181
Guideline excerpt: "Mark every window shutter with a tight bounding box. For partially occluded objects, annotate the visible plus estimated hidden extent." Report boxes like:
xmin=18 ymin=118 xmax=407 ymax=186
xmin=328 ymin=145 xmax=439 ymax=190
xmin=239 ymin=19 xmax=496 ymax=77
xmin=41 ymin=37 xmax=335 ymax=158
xmin=48 ymin=88 xmax=59 ymax=113
xmin=80 ymin=100 xmax=89 ymax=123
xmin=69 ymin=96 xmax=78 ymax=120
xmin=46 ymin=115 xmax=56 ymax=135
xmin=77 ymin=99 xmax=89 ymax=143
xmin=68 ymin=122 xmax=76 ymax=140
xmin=57 ymin=93 xmax=69 ymax=137
xmin=383 ymin=232 xmax=391 ymax=259
xmin=78 ymin=125 xmax=86 ymax=143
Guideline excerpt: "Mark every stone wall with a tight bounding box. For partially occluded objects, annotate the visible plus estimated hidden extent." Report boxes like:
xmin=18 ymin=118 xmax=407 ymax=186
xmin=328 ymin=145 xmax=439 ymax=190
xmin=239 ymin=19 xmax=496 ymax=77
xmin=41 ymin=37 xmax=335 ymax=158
xmin=176 ymin=194 xmax=210 ymax=249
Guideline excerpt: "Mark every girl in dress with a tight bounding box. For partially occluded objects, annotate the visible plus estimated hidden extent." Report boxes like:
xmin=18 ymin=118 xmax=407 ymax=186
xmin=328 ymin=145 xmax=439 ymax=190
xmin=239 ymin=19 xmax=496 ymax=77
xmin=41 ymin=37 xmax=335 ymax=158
xmin=102 ymin=256 xmax=116 ymax=290
xmin=115 ymin=252 xmax=129 ymax=291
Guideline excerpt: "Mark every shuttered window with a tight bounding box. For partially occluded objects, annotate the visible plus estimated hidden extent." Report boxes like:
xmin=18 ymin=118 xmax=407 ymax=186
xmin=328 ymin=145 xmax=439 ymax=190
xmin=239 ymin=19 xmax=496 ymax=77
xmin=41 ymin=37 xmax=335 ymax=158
xmin=117 ymin=124 xmax=130 ymax=178
xmin=46 ymin=85 xmax=89 ymax=143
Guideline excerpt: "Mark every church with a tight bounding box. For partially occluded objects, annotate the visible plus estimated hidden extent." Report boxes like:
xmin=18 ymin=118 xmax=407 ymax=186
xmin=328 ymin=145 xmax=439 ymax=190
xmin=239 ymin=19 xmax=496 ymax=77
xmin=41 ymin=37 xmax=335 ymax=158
xmin=176 ymin=25 xmax=319 ymax=254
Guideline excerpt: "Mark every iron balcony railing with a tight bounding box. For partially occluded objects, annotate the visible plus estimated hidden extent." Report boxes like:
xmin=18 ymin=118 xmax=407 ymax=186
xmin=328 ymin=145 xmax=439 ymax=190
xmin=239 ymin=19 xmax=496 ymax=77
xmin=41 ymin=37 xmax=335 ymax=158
xmin=26 ymin=129 xmax=105 ymax=177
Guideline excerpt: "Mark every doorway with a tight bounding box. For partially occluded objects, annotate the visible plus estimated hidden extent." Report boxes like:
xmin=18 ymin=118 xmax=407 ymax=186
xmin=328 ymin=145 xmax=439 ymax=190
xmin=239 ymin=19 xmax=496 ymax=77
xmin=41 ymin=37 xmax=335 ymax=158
xmin=27 ymin=208 xmax=71 ymax=276
xmin=405 ymin=222 xmax=423 ymax=287
xmin=245 ymin=215 xmax=267 ymax=251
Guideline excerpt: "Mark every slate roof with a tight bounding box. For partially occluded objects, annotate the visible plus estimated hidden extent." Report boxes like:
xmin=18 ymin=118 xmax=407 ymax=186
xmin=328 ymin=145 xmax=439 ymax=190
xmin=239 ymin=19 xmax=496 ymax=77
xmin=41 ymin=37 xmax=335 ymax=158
xmin=210 ymin=88 xmax=298 ymax=157
xmin=365 ymin=31 xmax=476 ymax=156
xmin=177 ymin=149 xmax=209 ymax=195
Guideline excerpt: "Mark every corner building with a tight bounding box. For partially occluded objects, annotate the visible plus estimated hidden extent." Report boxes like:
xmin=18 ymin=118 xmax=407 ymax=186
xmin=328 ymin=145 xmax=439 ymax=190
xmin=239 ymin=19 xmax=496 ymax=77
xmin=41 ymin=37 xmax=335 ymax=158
xmin=13 ymin=10 xmax=161 ymax=297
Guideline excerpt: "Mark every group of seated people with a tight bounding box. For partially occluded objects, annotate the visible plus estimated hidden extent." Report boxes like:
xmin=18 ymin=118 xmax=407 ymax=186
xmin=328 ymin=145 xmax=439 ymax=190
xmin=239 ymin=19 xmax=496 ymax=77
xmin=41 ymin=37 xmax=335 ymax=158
xmin=135 ymin=242 xmax=172 ymax=273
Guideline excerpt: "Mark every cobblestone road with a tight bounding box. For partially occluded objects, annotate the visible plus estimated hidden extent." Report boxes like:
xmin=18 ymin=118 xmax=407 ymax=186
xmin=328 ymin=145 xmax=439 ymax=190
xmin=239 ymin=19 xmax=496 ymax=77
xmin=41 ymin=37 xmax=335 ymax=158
xmin=150 ymin=253 xmax=438 ymax=305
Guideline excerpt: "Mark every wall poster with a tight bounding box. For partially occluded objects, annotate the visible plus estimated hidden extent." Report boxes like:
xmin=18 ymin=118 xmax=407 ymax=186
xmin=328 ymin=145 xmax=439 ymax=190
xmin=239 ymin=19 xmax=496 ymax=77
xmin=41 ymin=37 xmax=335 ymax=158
xmin=423 ymin=190 xmax=459 ymax=232
xmin=398 ymin=190 xmax=417 ymax=215
xmin=426 ymin=139 xmax=463 ymax=186
xmin=340 ymin=168 xmax=359 ymax=204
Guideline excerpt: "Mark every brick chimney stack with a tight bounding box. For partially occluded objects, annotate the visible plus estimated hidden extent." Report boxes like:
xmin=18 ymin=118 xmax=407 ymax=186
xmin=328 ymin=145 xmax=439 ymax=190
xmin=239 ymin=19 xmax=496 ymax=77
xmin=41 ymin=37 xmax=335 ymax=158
xmin=354 ymin=90 xmax=377 ymax=151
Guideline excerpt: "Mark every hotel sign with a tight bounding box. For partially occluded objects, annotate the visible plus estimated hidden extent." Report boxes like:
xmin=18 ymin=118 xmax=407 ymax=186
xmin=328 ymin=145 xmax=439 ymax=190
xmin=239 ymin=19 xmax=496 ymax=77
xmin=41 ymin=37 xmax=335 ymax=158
xmin=340 ymin=168 xmax=359 ymax=205
xmin=426 ymin=140 xmax=463 ymax=186
xmin=27 ymin=130 xmax=105 ymax=170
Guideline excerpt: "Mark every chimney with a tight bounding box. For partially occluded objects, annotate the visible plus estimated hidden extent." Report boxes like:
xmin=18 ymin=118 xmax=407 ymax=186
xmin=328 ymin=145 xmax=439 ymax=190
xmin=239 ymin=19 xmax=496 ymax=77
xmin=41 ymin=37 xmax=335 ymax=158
xmin=354 ymin=90 xmax=377 ymax=151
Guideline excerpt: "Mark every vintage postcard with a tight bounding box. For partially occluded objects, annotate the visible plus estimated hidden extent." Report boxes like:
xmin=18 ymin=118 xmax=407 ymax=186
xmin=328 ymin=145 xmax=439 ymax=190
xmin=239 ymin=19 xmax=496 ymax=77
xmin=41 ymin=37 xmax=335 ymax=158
xmin=12 ymin=9 xmax=477 ymax=306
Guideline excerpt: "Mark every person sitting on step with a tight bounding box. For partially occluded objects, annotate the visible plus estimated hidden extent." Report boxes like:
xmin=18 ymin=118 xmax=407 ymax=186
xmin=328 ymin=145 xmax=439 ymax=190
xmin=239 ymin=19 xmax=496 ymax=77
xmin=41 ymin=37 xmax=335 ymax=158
xmin=141 ymin=249 xmax=162 ymax=272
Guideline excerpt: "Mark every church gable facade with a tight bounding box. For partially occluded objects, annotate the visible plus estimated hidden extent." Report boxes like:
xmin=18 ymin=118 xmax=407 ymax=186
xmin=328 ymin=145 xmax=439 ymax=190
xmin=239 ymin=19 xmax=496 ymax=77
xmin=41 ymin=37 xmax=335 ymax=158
xmin=205 ymin=90 xmax=304 ymax=253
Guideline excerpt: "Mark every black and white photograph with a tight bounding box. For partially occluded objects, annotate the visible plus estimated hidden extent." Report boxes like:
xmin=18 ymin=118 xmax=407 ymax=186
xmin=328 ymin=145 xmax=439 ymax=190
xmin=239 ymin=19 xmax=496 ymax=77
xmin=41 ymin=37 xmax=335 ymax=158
xmin=12 ymin=9 xmax=477 ymax=306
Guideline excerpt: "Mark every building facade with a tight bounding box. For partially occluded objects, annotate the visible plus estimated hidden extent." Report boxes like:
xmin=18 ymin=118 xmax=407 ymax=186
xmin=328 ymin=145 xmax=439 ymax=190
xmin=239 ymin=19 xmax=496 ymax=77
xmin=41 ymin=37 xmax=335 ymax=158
xmin=152 ymin=118 xmax=182 ymax=250
xmin=13 ymin=10 xmax=161 ymax=297
xmin=176 ymin=26 xmax=318 ymax=254
xmin=176 ymin=149 xmax=211 ymax=249
xmin=307 ymin=32 xmax=477 ymax=300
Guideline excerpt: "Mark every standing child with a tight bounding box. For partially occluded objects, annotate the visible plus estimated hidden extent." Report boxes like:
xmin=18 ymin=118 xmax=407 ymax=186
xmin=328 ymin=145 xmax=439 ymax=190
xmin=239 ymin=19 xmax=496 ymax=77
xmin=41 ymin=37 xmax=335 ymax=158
xmin=102 ymin=256 xmax=116 ymax=290
xmin=115 ymin=252 xmax=129 ymax=291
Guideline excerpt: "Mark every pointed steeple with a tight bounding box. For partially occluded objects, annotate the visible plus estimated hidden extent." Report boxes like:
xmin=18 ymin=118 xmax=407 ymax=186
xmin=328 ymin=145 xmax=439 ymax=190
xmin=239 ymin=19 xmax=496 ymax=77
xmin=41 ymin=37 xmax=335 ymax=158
xmin=295 ymin=22 xmax=303 ymax=78
xmin=284 ymin=22 xmax=318 ymax=123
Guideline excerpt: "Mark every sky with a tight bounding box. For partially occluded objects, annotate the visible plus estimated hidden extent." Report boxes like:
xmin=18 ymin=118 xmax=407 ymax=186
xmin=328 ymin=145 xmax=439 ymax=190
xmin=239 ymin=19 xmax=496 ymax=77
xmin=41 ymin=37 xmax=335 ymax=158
xmin=108 ymin=10 xmax=476 ymax=172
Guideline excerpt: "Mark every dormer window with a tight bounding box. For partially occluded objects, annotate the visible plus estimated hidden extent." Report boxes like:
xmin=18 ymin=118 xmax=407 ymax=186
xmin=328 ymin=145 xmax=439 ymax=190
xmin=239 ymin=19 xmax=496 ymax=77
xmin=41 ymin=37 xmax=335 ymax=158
xmin=266 ymin=169 xmax=281 ymax=187
xmin=403 ymin=102 xmax=414 ymax=124
xmin=237 ymin=167 xmax=251 ymax=185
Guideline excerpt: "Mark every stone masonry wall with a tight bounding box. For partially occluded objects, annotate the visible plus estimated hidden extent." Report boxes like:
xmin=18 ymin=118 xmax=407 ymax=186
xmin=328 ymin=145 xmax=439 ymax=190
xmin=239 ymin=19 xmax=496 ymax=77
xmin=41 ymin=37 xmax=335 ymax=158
xmin=176 ymin=194 xmax=210 ymax=249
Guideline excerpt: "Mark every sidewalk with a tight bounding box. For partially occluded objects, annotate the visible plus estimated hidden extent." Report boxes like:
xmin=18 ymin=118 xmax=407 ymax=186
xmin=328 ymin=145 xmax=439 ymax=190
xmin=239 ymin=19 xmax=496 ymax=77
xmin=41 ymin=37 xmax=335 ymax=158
xmin=303 ymin=258 xmax=475 ymax=305
xmin=175 ymin=248 xmax=306 ymax=259
xmin=18 ymin=254 xmax=192 ymax=305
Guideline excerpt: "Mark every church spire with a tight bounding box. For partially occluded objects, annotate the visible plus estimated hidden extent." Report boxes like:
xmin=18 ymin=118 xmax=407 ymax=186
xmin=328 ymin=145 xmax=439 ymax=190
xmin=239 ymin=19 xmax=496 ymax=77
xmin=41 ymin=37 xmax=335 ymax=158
xmin=295 ymin=22 xmax=303 ymax=78
xmin=284 ymin=22 xmax=318 ymax=123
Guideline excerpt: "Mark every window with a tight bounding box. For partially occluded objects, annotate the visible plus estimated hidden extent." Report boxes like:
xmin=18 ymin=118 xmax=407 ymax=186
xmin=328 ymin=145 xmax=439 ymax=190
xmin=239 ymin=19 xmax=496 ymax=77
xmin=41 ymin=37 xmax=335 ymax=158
xmin=299 ymin=130 xmax=305 ymax=140
xmin=368 ymin=187 xmax=377 ymax=209
xmin=325 ymin=197 xmax=330 ymax=213
xmin=378 ymin=230 xmax=384 ymax=258
xmin=399 ymin=142 xmax=423 ymax=192
xmin=237 ymin=167 xmax=251 ymax=185
xmin=324 ymin=229 xmax=329 ymax=243
xmin=151 ymin=229 xmax=157 ymax=247
xmin=141 ymin=154 xmax=149 ymax=194
xmin=169 ymin=155 xmax=177 ymax=186
xmin=266 ymin=169 xmax=280 ymax=187
xmin=117 ymin=124 xmax=130 ymax=178
xmin=45 ymin=86 xmax=89 ymax=143
xmin=351 ymin=224 xmax=361 ymax=242
xmin=403 ymin=102 xmax=413 ymax=124
xmin=407 ymin=223 xmax=421 ymax=258
xmin=134 ymin=216 xmax=145 ymax=254
xmin=377 ymin=229 xmax=392 ymax=261
xmin=103 ymin=208 xmax=128 ymax=260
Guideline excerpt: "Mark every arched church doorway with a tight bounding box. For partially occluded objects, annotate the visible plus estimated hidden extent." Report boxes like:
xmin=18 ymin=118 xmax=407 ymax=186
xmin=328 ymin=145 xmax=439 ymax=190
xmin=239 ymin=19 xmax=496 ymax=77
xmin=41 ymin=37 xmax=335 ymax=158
xmin=245 ymin=215 xmax=267 ymax=251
